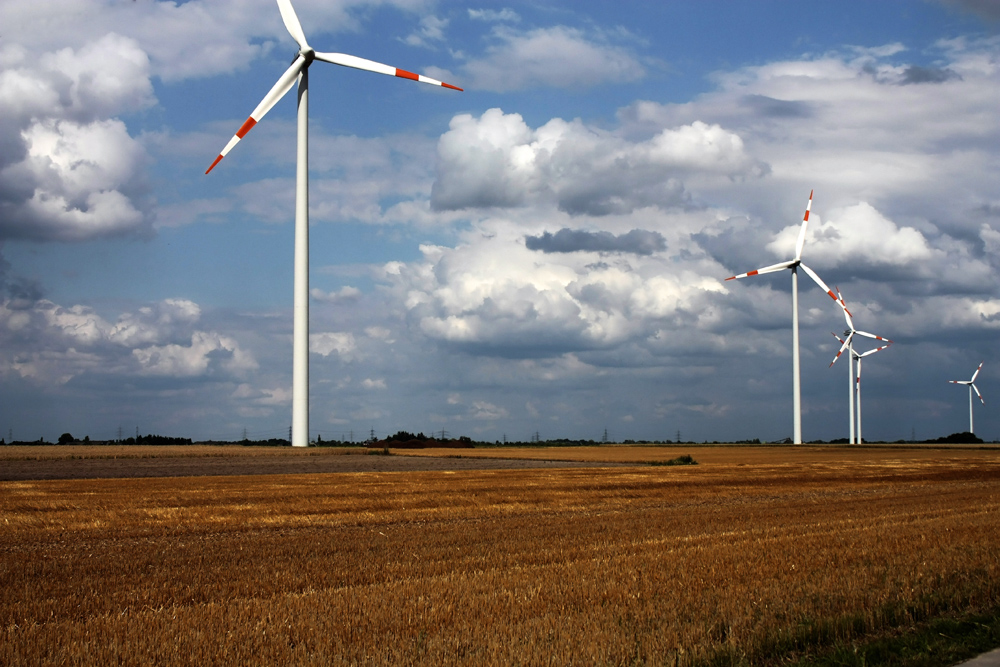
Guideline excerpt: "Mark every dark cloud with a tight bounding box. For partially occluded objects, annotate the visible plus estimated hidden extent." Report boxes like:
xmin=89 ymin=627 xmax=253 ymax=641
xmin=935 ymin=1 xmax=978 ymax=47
xmin=691 ymin=218 xmax=774 ymax=275
xmin=939 ymin=0 xmax=1000 ymax=21
xmin=526 ymin=228 xmax=666 ymax=255
xmin=741 ymin=95 xmax=814 ymax=118
xmin=899 ymin=65 xmax=962 ymax=85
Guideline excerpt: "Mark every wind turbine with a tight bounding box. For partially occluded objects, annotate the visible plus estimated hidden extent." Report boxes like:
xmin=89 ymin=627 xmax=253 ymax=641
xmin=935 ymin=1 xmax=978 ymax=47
xmin=725 ymin=191 xmax=843 ymax=444
xmin=206 ymin=0 xmax=461 ymax=447
xmin=949 ymin=362 xmax=985 ymax=435
xmin=832 ymin=332 xmax=891 ymax=444
xmin=828 ymin=288 xmax=892 ymax=443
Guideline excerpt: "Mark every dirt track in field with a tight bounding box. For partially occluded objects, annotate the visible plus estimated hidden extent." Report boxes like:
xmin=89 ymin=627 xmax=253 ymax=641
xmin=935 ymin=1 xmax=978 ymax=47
xmin=0 ymin=450 xmax=621 ymax=480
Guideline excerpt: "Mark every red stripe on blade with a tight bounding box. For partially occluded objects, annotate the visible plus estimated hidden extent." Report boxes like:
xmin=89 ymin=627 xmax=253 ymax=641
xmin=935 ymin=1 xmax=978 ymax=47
xmin=395 ymin=69 xmax=419 ymax=81
xmin=442 ymin=82 xmax=463 ymax=91
xmin=747 ymin=270 xmax=759 ymax=276
xmin=205 ymin=155 xmax=224 ymax=174
xmin=803 ymin=211 xmax=810 ymax=221
xmin=236 ymin=117 xmax=257 ymax=139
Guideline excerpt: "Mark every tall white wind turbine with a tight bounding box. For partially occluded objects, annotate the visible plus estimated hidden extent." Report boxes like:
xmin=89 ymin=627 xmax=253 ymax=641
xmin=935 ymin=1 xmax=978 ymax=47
xmin=828 ymin=288 xmax=892 ymax=443
xmin=832 ymin=332 xmax=891 ymax=444
xmin=206 ymin=0 xmax=461 ymax=447
xmin=725 ymin=191 xmax=844 ymax=444
xmin=949 ymin=362 xmax=985 ymax=434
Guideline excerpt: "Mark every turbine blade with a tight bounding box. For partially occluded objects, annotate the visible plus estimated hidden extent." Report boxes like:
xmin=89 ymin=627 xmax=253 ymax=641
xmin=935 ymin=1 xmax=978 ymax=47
xmin=314 ymin=52 xmax=463 ymax=90
xmin=206 ymin=56 xmax=305 ymax=174
xmin=972 ymin=383 xmax=984 ymax=404
xmin=799 ymin=263 xmax=841 ymax=305
xmin=793 ymin=189 xmax=813 ymax=261
xmin=724 ymin=260 xmax=795 ymax=281
xmin=834 ymin=286 xmax=854 ymax=328
xmin=858 ymin=343 xmax=891 ymax=358
xmin=971 ymin=361 xmax=983 ymax=382
xmin=276 ymin=0 xmax=309 ymax=50
xmin=854 ymin=330 xmax=892 ymax=344
xmin=829 ymin=331 xmax=855 ymax=367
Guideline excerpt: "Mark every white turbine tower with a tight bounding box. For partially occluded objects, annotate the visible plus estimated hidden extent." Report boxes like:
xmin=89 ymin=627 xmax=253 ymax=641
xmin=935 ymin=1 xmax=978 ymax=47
xmin=725 ymin=191 xmax=844 ymax=444
xmin=949 ymin=362 xmax=985 ymax=435
xmin=206 ymin=0 xmax=461 ymax=447
xmin=832 ymin=332 xmax=891 ymax=444
xmin=828 ymin=288 xmax=892 ymax=443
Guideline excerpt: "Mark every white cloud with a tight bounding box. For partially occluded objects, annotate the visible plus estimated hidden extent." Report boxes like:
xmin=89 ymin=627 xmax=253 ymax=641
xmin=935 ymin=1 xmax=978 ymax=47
xmin=0 ymin=296 xmax=255 ymax=383
xmin=468 ymin=8 xmax=520 ymax=23
xmin=133 ymin=331 xmax=257 ymax=377
xmin=769 ymin=202 xmax=934 ymax=268
xmin=310 ymin=332 xmax=357 ymax=358
xmin=432 ymin=109 xmax=764 ymax=215
xmin=0 ymin=33 xmax=154 ymax=241
xmin=403 ymin=15 xmax=449 ymax=48
xmin=460 ymin=26 xmax=645 ymax=92
xmin=393 ymin=230 xmax=728 ymax=356
xmin=311 ymin=286 xmax=361 ymax=304
xmin=470 ymin=400 xmax=508 ymax=420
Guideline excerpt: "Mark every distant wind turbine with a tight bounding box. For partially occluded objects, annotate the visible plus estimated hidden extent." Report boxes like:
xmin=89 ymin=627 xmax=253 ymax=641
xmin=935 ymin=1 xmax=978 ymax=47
xmin=206 ymin=0 xmax=461 ymax=447
xmin=828 ymin=288 xmax=892 ymax=444
xmin=949 ymin=362 xmax=985 ymax=434
xmin=832 ymin=332 xmax=892 ymax=444
xmin=725 ymin=191 xmax=843 ymax=444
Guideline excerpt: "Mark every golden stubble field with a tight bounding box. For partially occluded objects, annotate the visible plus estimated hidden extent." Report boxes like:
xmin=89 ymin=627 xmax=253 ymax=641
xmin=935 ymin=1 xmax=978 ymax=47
xmin=2 ymin=445 xmax=999 ymax=665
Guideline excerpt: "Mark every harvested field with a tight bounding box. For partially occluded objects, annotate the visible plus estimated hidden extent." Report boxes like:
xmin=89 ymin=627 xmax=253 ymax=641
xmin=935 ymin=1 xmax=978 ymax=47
xmin=0 ymin=445 xmax=617 ymax=481
xmin=2 ymin=446 xmax=999 ymax=665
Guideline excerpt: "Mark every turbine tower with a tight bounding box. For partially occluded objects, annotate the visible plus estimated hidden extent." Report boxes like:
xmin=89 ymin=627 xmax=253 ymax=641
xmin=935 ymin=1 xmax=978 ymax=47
xmin=832 ymin=332 xmax=891 ymax=444
xmin=949 ymin=362 xmax=984 ymax=434
xmin=206 ymin=0 xmax=461 ymax=447
xmin=725 ymin=191 xmax=843 ymax=444
xmin=828 ymin=288 xmax=891 ymax=443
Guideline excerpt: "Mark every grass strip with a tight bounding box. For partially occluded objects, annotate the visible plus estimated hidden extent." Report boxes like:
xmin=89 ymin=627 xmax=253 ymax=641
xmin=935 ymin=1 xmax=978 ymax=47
xmin=781 ymin=608 xmax=1000 ymax=667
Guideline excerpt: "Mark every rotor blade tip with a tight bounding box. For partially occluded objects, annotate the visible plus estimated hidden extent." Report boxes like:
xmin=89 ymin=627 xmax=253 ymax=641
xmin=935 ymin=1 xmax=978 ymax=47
xmin=206 ymin=155 xmax=223 ymax=174
xmin=443 ymin=82 xmax=463 ymax=91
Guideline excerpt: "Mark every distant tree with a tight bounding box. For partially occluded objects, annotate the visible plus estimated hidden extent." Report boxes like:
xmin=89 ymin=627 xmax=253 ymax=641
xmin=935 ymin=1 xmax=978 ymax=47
xmin=58 ymin=433 xmax=74 ymax=445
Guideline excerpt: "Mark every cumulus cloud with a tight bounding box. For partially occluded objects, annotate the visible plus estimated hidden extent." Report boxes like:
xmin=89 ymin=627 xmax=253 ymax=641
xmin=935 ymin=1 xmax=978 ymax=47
xmin=133 ymin=331 xmax=256 ymax=377
xmin=0 ymin=33 xmax=154 ymax=241
xmin=403 ymin=15 xmax=449 ymax=48
xmin=526 ymin=228 xmax=666 ymax=255
xmin=769 ymin=202 xmax=934 ymax=269
xmin=0 ymin=296 xmax=255 ymax=384
xmin=310 ymin=332 xmax=357 ymax=358
xmin=431 ymin=109 xmax=765 ymax=215
xmin=459 ymin=25 xmax=645 ymax=92
xmin=393 ymin=234 xmax=727 ymax=357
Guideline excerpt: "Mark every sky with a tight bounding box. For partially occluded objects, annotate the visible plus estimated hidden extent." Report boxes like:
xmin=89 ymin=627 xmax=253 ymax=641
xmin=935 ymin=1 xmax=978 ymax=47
xmin=2 ymin=0 xmax=1000 ymax=444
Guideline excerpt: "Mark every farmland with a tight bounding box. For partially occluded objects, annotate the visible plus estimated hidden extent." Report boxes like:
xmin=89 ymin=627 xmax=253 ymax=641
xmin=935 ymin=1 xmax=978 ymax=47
xmin=2 ymin=445 xmax=999 ymax=665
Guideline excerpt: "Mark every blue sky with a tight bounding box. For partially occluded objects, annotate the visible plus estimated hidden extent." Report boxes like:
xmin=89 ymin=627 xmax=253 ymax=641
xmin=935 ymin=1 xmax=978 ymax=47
xmin=2 ymin=0 xmax=999 ymax=443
